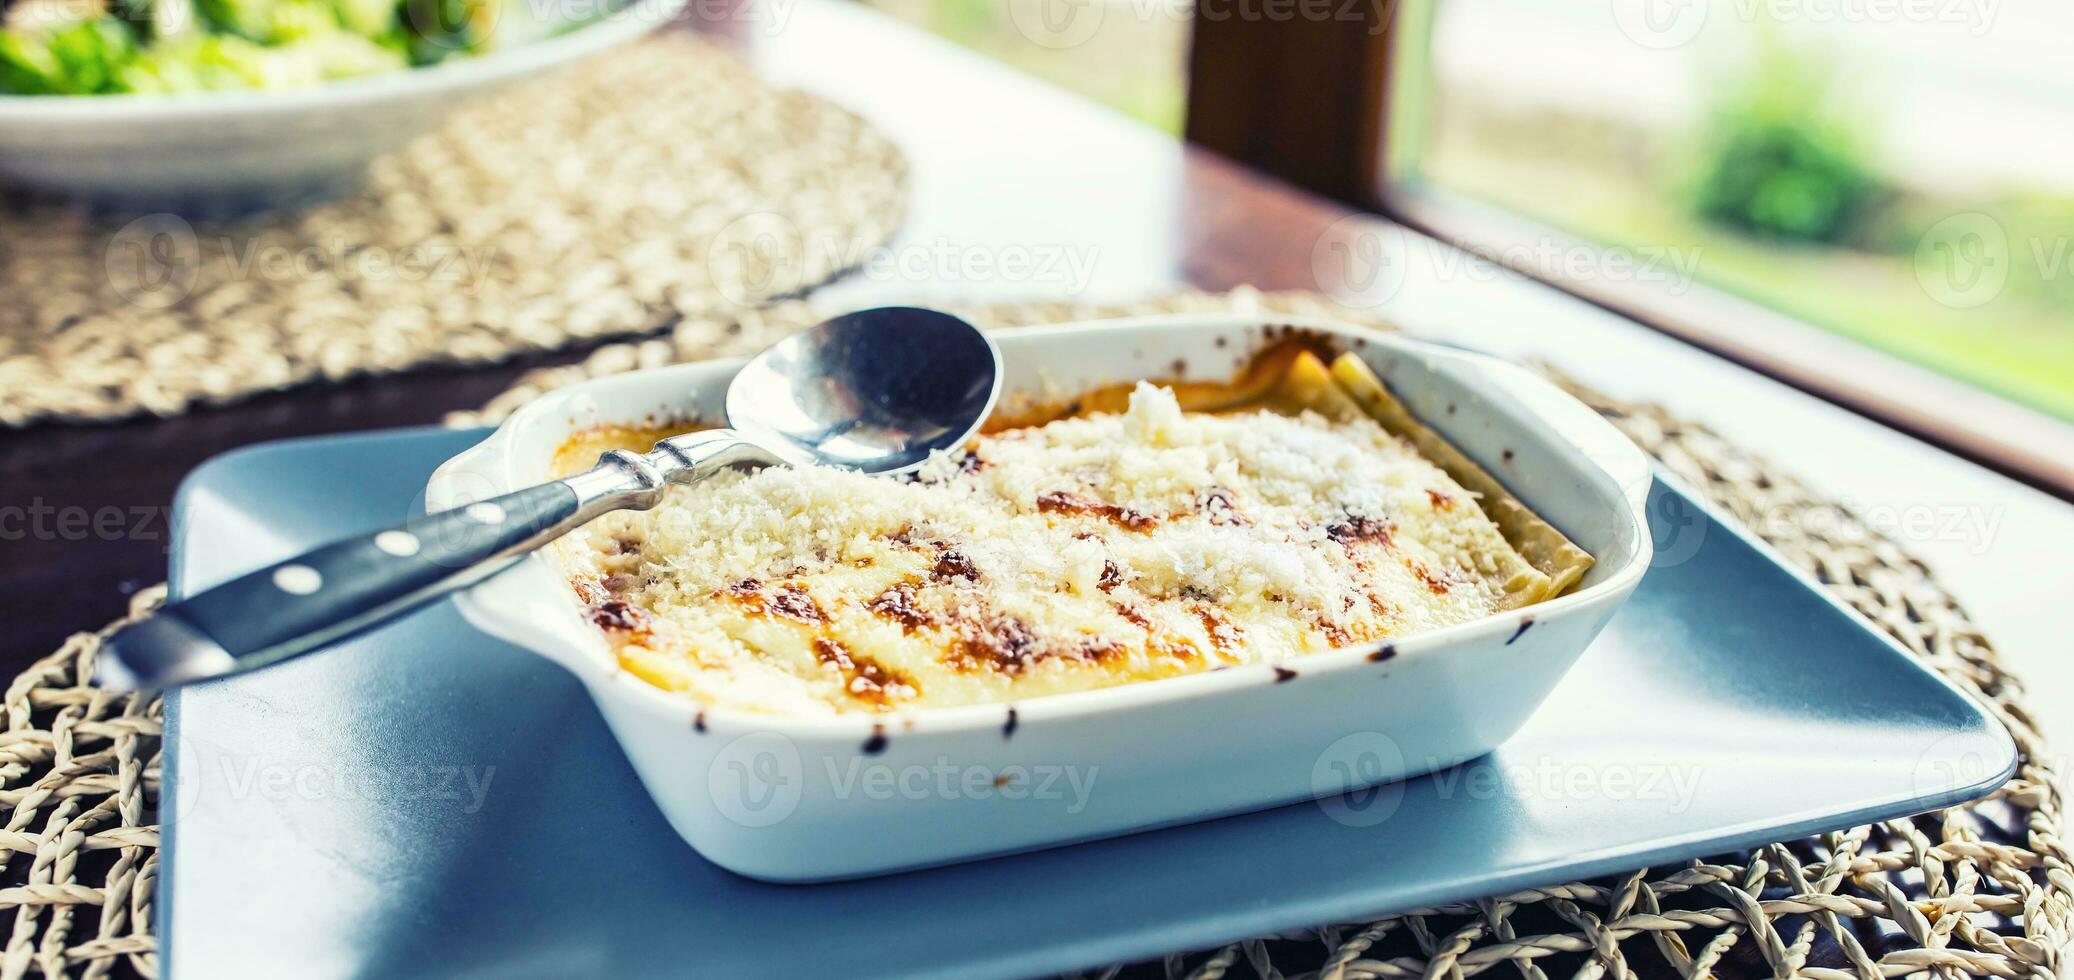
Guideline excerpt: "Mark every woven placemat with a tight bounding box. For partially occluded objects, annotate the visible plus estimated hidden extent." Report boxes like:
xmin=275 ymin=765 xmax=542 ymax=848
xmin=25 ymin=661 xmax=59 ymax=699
xmin=7 ymin=289 xmax=2066 ymax=979
xmin=0 ymin=33 xmax=907 ymax=428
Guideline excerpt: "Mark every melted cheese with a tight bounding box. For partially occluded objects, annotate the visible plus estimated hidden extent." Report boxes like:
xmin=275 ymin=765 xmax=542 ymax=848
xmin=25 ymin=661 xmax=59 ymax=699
xmin=554 ymin=380 xmax=1563 ymax=716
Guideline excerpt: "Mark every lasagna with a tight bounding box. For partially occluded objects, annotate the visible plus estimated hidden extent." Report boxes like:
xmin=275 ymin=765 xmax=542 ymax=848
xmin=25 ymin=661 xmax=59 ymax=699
xmin=550 ymin=345 xmax=1593 ymax=716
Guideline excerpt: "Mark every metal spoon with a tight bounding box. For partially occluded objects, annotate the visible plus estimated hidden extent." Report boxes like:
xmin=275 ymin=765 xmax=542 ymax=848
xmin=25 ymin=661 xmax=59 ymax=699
xmin=95 ymin=307 xmax=1002 ymax=692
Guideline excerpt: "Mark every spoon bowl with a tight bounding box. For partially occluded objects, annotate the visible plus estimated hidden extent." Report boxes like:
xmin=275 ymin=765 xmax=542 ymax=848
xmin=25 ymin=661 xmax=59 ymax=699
xmin=726 ymin=307 xmax=1001 ymax=473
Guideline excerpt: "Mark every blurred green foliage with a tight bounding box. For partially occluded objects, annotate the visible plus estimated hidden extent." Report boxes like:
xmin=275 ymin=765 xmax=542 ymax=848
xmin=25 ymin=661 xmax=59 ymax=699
xmin=0 ymin=16 xmax=136 ymax=93
xmin=1416 ymin=10 xmax=2074 ymax=419
xmin=1684 ymin=35 xmax=1881 ymax=246
xmin=0 ymin=0 xmax=551 ymax=93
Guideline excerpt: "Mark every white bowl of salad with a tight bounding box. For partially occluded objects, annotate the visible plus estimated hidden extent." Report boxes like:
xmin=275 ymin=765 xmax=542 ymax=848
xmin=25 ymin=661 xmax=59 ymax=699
xmin=0 ymin=0 xmax=685 ymax=205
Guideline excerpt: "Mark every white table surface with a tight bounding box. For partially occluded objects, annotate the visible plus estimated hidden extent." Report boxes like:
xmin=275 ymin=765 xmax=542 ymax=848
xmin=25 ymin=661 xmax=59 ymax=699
xmin=743 ymin=0 xmax=2074 ymax=754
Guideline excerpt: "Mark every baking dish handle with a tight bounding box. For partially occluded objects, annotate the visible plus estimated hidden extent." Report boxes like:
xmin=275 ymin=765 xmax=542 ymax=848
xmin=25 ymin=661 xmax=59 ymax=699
xmin=1450 ymin=351 xmax=1656 ymax=516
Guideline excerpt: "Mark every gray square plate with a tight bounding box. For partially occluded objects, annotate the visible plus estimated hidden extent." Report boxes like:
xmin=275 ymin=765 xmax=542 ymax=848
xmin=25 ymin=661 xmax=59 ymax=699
xmin=162 ymin=427 xmax=2016 ymax=978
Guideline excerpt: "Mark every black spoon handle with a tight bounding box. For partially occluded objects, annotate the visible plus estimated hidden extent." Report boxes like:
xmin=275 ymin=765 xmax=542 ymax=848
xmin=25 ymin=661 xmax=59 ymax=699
xmin=95 ymin=430 xmax=779 ymax=691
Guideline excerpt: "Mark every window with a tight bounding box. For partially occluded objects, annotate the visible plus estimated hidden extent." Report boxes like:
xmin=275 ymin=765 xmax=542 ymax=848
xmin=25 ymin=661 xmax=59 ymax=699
xmin=851 ymin=0 xmax=1194 ymax=132
xmin=1382 ymin=0 xmax=2074 ymax=489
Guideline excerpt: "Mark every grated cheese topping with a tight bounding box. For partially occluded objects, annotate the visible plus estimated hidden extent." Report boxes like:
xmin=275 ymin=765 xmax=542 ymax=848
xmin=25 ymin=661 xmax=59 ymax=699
xmin=556 ymin=383 xmax=1541 ymax=715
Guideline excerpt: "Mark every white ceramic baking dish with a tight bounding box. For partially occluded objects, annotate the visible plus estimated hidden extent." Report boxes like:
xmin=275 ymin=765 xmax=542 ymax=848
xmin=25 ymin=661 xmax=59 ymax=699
xmin=426 ymin=314 xmax=1655 ymax=881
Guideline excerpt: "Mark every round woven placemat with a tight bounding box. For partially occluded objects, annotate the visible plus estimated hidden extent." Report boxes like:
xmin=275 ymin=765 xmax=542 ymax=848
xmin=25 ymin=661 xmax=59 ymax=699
xmin=7 ymin=289 xmax=2066 ymax=979
xmin=0 ymin=33 xmax=907 ymax=428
